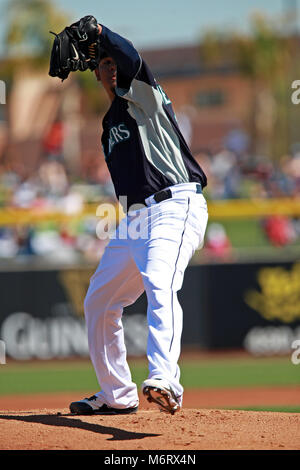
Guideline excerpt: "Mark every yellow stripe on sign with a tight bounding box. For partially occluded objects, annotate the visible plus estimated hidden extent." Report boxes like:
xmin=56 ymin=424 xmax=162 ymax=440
xmin=0 ymin=198 xmax=300 ymax=226
xmin=0 ymin=203 xmax=123 ymax=226
xmin=207 ymin=198 xmax=300 ymax=219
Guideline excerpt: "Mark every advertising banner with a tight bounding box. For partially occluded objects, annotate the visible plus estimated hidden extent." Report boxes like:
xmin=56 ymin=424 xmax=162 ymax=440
xmin=0 ymin=261 xmax=299 ymax=359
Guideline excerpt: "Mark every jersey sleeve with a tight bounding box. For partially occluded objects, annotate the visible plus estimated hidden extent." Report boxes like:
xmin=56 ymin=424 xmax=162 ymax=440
xmin=99 ymin=25 xmax=142 ymax=90
xmin=100 ymin=25 xmax=165 ymax=115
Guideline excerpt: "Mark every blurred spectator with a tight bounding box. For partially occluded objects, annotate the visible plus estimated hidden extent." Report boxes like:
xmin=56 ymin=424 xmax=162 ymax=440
xmin=282 ymin=153 xmax=300 ymax=195
xmin=12 ymin=180 xmax=39 ymax=208
xmin=224 ymin=128 xmax=249 ymax=154
xmin=38 ymin=158 xmax=69 ymax=199
xmin=262 ymin=215 xmax=296 ymax=247
xmin=208 ymin=148 xmax=242 ymax=199
xmin=59 ymin=223 xmax=77 ymax=247
xmin=204 ymin=223 xmax=232 ymax=260
xmin=30 ymin=228 xmax=77 ymax=262
xmin=0 ymin=228 xmax=18 ymax=258
xmin=42 ymin=121 xmax=63 ymax=158
xmin=58 ymin=190 xmax=84 ymax=214
xmin=15 ymin=225 xmax=35 ymax=256
xmin=81 ymin=149 xmax=115 ymax=197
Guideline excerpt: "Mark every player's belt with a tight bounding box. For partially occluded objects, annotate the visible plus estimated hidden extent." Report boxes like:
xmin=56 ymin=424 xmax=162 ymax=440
xmin=153 ymin=183 xmax=202 ymax=204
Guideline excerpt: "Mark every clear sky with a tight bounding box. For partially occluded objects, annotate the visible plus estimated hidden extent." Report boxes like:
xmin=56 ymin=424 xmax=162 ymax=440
xmin=0 ymin=0 xmax=299 ymax=53
xmin=52 ymin=0 xmax=299 ymax=48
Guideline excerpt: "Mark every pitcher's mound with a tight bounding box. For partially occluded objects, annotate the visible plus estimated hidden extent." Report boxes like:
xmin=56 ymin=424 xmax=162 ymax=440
xmin=0 ymin=408 xmax=299 ymax=450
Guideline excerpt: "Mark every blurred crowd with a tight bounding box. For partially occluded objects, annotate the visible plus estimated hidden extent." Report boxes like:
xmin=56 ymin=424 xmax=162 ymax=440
xmin=0 ymin=144 xmax=300 ymax=262
xmin=196 ymin=148 xmax=300 ymax=200
xmin=0 ymin=153 xmax=116 ymax=263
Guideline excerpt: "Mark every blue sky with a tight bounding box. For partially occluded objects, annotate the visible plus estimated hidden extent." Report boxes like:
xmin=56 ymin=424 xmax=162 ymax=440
xmin=53 ymin=0 xmax=298 ymax=48
xmin=0 ymin=0 xmax=299 ymax=53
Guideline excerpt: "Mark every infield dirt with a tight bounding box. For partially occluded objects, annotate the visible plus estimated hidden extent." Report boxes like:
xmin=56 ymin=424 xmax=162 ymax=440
xmin=0 ymin=387 xmax=299 ymax=450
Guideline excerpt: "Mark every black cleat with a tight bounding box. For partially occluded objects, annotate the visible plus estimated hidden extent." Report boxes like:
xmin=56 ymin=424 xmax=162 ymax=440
xmin=69 ymin=395 xmax=138 ymax=415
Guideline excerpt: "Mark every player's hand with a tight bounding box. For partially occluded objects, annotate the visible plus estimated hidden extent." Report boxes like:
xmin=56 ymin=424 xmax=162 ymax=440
xmin=68 ymin=16 xmax=102 ymax=71
xmin=69 ymin=15 xmax=100 ymax=44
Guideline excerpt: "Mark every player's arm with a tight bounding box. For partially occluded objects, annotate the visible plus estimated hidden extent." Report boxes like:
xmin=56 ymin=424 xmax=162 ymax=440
xmin=97 ymin=24 xmax=142 ymax=90
xmin=97 ymin=23 xmax=164 ymax=115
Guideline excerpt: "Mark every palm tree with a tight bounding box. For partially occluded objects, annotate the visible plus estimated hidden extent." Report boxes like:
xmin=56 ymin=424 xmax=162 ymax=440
xmin=200 ymin=12 xmax=300 ymax=160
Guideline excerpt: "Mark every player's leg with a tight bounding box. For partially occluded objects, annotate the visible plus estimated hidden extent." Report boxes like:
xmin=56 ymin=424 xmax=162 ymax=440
xmin=133 ymin=187 xmax=208 ymax=412
xmin=70 ymin=220 xmax=144 ymax=414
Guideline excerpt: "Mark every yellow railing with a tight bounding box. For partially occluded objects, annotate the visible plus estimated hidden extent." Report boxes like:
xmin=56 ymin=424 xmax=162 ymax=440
xmin=0 ymin=198 xmax=300 ymax=226
xmin=207 ymin=198 xmax=300 ymax=219
xmin=0 ymin=203 xmax=110 ymax=226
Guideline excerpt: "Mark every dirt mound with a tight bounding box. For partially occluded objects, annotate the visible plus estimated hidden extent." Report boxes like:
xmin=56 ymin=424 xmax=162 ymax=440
xmin=1 ymin=386 xmax=299 ymax=450
xmin=0 ymin=406 xmax=299 ymax=450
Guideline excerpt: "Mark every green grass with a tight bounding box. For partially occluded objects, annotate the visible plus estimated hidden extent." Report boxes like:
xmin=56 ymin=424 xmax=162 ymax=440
xmin=209 ymin=218 xmax=300 ymax=249
xmin=231 ymin=406 xmax=300 ymax=413
xmin=0 ymin=356 xmax=299 ymax=396
xmin=178 ymin=358 xmax=300 ymax=389
xmin=0 ymin=360 xmax=99 ymax=396
xmin=218 ymin=219 xmax=268 ymax=248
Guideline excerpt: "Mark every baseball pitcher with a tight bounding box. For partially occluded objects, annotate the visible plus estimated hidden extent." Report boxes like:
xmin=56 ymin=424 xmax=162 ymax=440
xmin=49 ymin=16 xmax=208 ymax=415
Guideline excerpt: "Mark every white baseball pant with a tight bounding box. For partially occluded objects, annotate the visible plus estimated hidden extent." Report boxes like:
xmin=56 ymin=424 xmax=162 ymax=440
xmin=84 ymin=183 xmax=208 ymax=408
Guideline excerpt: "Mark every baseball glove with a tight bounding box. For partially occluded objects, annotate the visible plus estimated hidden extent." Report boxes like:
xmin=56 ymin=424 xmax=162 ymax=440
xmin=49 ymin=15 xmax=102 ymax=81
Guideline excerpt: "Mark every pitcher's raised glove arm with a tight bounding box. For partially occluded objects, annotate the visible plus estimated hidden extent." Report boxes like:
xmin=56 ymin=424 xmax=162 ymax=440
xmin=68 ymin=15 xmax=100 ymax=44
xmin=67 ymin=15 xmax=102 ymax=71
xmin=48 ymin=15 xmax=101 ymax=81
xmin=99 ymin=25 xmax=142 ymax=82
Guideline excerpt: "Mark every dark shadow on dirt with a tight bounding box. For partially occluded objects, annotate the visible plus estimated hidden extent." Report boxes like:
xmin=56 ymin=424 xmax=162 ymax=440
xmin=0 ymin=413 xmax=161 ymax=441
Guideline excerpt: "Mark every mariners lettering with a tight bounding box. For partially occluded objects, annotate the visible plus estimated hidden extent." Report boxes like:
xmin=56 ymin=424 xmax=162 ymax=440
xmin=108 ymin=123 xmax=130 ymax=154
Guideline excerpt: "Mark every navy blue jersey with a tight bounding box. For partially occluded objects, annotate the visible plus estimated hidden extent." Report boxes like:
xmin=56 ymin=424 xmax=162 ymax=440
xmin=100 ymin=25 xmax=207 ymax=209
